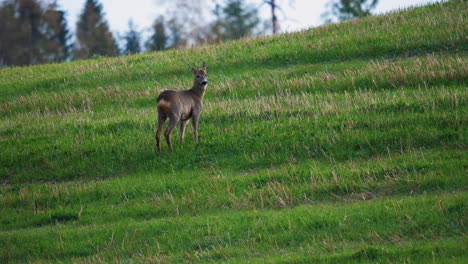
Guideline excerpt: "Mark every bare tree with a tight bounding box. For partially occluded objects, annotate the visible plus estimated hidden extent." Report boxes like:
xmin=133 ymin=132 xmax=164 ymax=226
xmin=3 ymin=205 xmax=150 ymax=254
xmin=262 ymin=0 xmax=295 ymax=34
xmin=154 ymin=0 xmax=210 ymax=46
xmin=264 ymin=0 xmax=278 ymax=34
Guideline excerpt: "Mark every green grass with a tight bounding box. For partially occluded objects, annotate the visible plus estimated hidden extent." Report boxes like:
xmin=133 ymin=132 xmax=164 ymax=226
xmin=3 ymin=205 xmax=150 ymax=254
xmin=1 ymin=0 xmax=467 ymax=263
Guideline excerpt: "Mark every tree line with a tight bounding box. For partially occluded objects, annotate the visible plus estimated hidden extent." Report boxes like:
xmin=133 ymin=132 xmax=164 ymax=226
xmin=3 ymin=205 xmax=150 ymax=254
xmin=0 ymin=0 xmax=378 ymax=67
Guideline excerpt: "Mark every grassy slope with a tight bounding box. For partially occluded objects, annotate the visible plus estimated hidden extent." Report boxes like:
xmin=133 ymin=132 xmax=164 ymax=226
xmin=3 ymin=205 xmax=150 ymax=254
xmin=0 ymin=0 xmax=467 ymax=263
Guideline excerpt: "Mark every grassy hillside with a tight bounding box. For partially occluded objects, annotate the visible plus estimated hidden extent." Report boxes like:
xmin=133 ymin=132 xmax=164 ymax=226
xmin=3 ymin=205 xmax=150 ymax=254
xmin=1 ymin=0 xmax=467 ymax=263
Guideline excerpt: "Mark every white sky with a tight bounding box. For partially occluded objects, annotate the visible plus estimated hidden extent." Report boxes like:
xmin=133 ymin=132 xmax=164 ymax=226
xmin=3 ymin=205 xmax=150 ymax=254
xmin=57 ymin=0 xmax=440 ymax=45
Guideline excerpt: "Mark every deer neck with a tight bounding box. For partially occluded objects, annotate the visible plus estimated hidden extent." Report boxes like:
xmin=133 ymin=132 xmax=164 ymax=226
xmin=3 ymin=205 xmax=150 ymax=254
xmin=190 ymin=83 xmax=206 ymax=100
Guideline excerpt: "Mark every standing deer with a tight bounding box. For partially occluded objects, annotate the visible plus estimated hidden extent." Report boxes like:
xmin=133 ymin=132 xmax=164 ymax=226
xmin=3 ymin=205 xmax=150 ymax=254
xmin=156 ymin=62 xmax=208 ymax=151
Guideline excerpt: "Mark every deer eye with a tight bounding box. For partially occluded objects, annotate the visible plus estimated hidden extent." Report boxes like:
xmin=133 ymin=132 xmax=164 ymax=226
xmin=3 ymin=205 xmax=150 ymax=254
xmin=197 ymin=75 xmax=200 ymax=78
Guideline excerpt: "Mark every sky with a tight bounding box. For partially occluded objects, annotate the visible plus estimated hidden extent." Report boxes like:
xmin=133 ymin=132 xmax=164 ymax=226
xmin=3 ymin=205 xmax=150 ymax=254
xmin=57 ymin=0 xmax=440 ymax=44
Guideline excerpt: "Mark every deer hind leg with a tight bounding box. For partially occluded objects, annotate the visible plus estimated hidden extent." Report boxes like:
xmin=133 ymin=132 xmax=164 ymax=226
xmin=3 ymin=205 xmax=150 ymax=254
xmin=165 ymin=116 xmax=180 ymax=151
xmin=180 ymin=119 xmax=189 ymax=144
xmin=156 ymin=115 xmax=167 ymax=152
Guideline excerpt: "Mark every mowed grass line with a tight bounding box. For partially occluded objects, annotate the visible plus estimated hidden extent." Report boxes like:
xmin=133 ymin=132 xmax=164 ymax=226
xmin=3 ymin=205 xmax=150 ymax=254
xmin=226 ymin=238 xmax=467 ymax=264
xmin=0 ymin=0 xmax=467 ymax=263
xmin=1 ymin=87 xmax=465 ymax=183
xmin=1 ymin=56 xmax=466 ymax=183
xmin=1 ymin=54 xmax=466 ymax=117
xmin=1 ymin=192 xmax=466 ymax=263
xmin=0 ymin=148 xmax=465 ymax=231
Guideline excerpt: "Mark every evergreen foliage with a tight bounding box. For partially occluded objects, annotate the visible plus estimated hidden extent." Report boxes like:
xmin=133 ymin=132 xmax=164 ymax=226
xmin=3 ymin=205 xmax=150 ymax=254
xmin=222 ymin=0 xmax=260 ymax=41
xmin=73 ymin=0 xmax=118 ymax=59
xmin=0 ymin=0 xmax=70 ymax=66
xmin=146 ymin=16 xmax=168 ymax=51
xmin=122 ymin=20 xmax=141 ymax=55
xmin=323 ymin=0 xmax=379 ymax=22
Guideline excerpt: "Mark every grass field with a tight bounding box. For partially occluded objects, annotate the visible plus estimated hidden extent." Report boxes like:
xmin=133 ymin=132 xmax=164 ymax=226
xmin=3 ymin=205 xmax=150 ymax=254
xmin=1 ymin=0 xmax=467 ymax=263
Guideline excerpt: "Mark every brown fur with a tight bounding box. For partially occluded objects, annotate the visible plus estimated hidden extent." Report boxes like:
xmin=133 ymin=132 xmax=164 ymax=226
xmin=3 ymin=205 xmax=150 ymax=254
xmin=156 ymin=62 xmax=208 ymax=151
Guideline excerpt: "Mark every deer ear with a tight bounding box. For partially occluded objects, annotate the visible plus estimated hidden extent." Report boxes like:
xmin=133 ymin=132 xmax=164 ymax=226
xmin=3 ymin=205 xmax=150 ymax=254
xmin=201 ymin=62 xmax=206 ymax=71
xmin=191 ymin=67 xmax=198 ymax=74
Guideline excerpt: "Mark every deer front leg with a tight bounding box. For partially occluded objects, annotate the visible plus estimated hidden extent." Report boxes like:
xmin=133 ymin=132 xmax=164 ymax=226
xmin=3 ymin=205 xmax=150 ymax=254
xmin=192 ymin=115 xmax=199 ymax=143
xmin=180 ymin=119 xmax=189 ymax=144
xmin=156 ymin=115 xmax=166 ymax=152
xmin=164 ymin=117 xmax=179 ymax=151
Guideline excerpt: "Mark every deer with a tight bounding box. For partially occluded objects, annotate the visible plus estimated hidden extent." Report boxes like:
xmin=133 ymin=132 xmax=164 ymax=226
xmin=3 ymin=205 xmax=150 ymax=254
xmin=155 ymin=62 xmax=208 ymax=152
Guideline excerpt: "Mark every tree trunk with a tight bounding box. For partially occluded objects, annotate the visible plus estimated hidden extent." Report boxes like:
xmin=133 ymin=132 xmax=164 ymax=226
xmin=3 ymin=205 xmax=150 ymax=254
xmin=270 ymin=0 xmax=278 ymax=34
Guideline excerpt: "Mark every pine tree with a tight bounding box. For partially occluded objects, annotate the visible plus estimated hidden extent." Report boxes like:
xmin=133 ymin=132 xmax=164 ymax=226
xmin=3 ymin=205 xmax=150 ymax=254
xmin=73 ymin=0 xmax=118 ymax=59
xmin=0 ymin=0 xmax=71 ymax=66
xmin=146 ymin=16 xmax=168 ymax=51
xmin=42 ymin=3 xmax=71 ymax=62
xmin=0 ymin=0 xmax=43 ymax=65
xmin=122 ymin=20 xmax=141 ymax=55
xmin=222 ymin=0 xmax=260 ymax=41
xmin=0 ymin=1 xmax=23 ymax=66
xmin=323 ymin=0 xmax=379 ymax=23
xmin=55 ymin=9 xmax=72 ymax=61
